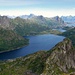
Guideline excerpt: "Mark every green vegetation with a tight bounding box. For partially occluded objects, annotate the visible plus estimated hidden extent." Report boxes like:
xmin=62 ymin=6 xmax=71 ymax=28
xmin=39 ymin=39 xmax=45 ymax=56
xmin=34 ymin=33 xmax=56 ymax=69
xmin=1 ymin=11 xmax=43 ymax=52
xmin=13 ymin=17 xmax=50 ymax=36
xmin=62 ymin=26 xmax=73 ymax=30
xmin=0 ymin=27 xmax=28 ymax=52
xmin=0 ymin=51 xmax=49 ymax=75
xmin=61 ymin=27 xmax=75 ymax=47
xmin=9 ymin=16 xmax=64 ymax=36
xmin=40 ymin=29 xmax=62 ymax=35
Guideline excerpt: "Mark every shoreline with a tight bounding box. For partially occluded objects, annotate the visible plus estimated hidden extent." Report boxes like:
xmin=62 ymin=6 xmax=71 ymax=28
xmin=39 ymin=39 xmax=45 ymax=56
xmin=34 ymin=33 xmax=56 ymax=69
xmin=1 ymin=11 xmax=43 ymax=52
xmin=0 ymin=44 xmax=28 ymax=54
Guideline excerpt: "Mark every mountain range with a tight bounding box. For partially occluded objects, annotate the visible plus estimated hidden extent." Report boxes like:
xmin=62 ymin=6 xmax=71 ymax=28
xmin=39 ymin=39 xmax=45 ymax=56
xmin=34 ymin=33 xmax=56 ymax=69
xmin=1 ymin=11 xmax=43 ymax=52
xmin=61 ymin=16 xmax=75 ymax=23
xmin=0 ymin=15 xmax=65 ymax=36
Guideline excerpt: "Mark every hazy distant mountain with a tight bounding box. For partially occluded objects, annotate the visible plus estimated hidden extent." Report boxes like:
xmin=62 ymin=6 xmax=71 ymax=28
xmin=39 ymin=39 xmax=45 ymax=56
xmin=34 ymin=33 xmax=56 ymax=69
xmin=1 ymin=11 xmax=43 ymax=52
xmin=20 ymin=14 xmax=65 ymax=26
xmin=7 ymin=15 xmax=16 ymax=19
xmin=52 ymin=16 xmax=64 ymax=24
xmin=19 ymin=14 xmax=35 ymax=19
xmin=61 ymin=16 xmax=75 ymax=23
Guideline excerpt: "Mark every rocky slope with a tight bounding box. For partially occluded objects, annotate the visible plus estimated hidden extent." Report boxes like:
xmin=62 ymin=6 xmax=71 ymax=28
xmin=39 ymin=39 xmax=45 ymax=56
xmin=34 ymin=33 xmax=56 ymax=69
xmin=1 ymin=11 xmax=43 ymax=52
xmin=0 ymin=16 xmax=10 ymax=28
xmin=0 ymin=16 xmax=14 ymax=30
xmin=42 ymin=38 xmax=75 ymax=75
xmin=0 ymin=38 xmax=75 ymax=75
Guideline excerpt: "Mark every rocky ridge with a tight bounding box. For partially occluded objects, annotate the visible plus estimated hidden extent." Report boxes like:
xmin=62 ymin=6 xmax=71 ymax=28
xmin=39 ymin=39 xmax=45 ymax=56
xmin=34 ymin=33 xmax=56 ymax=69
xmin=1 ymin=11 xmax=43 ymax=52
xmin=42 ymin=38 xmax=75 ymax=75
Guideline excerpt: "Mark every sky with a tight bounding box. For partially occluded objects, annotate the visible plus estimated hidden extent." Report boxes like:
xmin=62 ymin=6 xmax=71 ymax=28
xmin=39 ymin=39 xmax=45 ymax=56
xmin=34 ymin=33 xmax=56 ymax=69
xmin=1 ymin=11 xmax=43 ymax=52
xmin=0 ymin=0 xmax=75 ymax=17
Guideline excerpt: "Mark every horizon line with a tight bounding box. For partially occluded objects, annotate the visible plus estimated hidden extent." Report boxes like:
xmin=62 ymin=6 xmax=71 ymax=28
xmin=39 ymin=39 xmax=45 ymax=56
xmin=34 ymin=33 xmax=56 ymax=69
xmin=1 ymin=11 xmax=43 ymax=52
xmin=0 ymin=14 xmax=75 ymax=18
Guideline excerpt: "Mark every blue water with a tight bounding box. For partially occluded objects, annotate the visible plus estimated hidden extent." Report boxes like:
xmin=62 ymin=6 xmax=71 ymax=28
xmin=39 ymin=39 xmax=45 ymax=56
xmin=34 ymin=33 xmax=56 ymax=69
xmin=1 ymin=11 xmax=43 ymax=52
xmin=0 ymin=34 xmax=65 ymax=60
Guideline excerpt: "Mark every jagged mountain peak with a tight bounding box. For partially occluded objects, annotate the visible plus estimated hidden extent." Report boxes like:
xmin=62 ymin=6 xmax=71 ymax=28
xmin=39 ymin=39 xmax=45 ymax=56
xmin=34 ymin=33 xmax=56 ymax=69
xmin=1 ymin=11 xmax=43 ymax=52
xmin=19 ymin=14 xmax=36 ymax=19
xmin=0 ymin=16 xmax=10 ymax=29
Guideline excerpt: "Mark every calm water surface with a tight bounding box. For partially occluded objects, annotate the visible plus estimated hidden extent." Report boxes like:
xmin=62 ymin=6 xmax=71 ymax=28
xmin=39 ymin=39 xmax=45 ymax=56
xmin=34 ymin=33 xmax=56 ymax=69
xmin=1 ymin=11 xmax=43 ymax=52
xmin=0 ymin=34 xmax=65 ymax=60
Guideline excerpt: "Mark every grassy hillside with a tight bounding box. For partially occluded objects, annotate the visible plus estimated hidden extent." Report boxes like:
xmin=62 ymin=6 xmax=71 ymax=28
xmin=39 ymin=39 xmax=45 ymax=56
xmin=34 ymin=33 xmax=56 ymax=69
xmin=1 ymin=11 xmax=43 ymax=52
xmin=0 ymin=27 xmax=28 ymax=52
xmin=61 ymin=27 xmax=75 ymax=46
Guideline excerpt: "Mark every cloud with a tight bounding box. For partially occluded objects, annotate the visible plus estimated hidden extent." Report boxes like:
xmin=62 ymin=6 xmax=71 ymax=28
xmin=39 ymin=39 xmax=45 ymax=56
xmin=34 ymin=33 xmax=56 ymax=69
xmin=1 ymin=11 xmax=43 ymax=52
xmin=0 ymin=0 xmax=75 ymax=17
xmin=0 ymin=0 xmax=42 ymax=6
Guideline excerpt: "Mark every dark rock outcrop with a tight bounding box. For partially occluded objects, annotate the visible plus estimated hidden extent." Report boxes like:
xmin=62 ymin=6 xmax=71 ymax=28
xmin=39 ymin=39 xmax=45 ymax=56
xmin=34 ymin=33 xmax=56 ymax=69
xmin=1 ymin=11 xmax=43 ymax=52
xmin=0 ymin=16 xmax=10 ymax=28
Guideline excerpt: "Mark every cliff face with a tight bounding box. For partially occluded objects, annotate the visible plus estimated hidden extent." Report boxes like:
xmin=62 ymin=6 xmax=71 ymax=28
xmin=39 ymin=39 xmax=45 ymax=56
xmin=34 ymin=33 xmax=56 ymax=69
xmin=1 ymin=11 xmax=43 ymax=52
xmin=52 ymin=16 xmax=65 ymax=25
xmin=0 ymin=16 xmax=14 ymax=30
xmin=0 ymin=16 xmax=10 ymax=28
xmin=0 ymin=38 xmax=75 ymax=75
